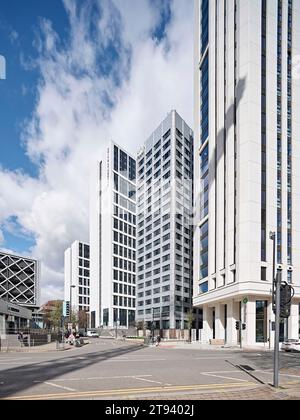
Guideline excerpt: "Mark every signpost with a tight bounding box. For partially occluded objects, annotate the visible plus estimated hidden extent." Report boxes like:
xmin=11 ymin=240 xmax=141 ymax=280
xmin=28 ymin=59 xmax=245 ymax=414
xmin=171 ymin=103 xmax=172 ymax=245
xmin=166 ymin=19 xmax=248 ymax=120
xmin=270 ymin=232 xmax=295 ymax=388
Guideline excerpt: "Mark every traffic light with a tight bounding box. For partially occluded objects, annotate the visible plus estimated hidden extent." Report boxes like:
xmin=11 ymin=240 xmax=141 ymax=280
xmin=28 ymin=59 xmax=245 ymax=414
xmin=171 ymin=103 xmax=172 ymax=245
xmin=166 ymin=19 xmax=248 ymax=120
xmin=63 ymin=301 xmax=70 ymax=318
xmin=235 ymin=321 xmax=240 ymax=331
xmin=280 ymin=283 xmax=293 ymax=319
xmin=242 ymin=323 xmax=246 ymax=331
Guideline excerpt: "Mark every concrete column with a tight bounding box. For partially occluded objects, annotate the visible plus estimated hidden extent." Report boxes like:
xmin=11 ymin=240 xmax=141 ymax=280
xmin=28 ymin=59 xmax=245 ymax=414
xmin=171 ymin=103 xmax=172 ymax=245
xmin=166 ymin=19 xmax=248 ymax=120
xmin=215 ymin=303 xmax=225 ymax=342
xmin=288 ymin=303 xmax=299 ymax=340
xmin=226 ymin=300 xmax=236 ymax=345
xmin=0 ymin=314 xmax=5 ymax=339
xmin=201 ymin=306 xmax=212 ymax=343
xmin=245 ymin=300 xmax=256 ymax=347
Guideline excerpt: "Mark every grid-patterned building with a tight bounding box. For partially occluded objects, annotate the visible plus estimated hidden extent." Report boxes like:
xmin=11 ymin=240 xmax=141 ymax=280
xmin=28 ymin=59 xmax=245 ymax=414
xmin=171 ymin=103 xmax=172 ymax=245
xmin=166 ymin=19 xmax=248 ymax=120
xmin=64 ymin=241 xmax=90 ymax=314
xmin=136 ymin=110 xmax=195 ymax=330
xmin=0 ymin=252 xmax=40 ymax=311
xmin=193 ymin=0 xmax=300 ymax=346
xmin=90 ymin=141 xmax=137 ymax=329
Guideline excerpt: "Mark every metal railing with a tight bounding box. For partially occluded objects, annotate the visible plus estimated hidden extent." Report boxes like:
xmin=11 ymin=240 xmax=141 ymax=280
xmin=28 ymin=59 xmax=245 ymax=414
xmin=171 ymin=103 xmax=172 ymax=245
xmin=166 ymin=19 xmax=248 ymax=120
xmin=0 ymin=329 xmax=65 ymax=352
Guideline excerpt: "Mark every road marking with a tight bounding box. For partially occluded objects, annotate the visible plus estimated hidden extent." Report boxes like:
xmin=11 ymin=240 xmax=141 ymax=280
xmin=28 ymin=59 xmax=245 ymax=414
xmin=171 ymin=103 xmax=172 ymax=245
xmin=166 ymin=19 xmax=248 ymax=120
xmin=255 ymin=370 xmax=300 ymax=379
xmin=133 ymin=377 xmax=172 ymax=386
xmin=4 ymin=382 xmax=256 ymax=400
xmin=103 ymin=358 xmax=166 ymax=363
xmin=201 ymin=372 xmax=250 ymax=383
xmin=0 ymin=362 xmax=30 ymax=366
xmin=34 ymin=375 xmax=153 ymax=383
xmin=43 ymin=382 xmax=76 ymax=392
xmin=194 ymin=357 xmax=235 ymax=360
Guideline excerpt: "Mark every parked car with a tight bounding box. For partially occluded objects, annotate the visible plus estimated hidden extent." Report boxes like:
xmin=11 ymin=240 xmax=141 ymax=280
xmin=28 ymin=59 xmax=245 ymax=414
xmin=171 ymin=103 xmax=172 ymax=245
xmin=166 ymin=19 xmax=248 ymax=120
xmin=281 ymin=339 xmax=300 ymax=353
xmin=87 ymin=331 xmax=99 ymax=338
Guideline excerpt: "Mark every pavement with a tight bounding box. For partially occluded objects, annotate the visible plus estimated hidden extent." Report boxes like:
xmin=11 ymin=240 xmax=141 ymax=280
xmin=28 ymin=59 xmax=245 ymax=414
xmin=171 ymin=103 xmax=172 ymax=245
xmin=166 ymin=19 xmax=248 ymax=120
xmin=0 ymin=339 xmax=299 ymax=400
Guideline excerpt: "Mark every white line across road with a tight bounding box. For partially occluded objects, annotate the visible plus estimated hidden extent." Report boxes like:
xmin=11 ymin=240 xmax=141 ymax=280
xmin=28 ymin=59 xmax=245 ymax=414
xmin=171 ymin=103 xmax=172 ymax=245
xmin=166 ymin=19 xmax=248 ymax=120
xmin=194 ymin=357 xmax=235 ymax=360
xmin=254 ymin=370 xmax=300 ymax=379
xmin=102 ymin=358 xmax=167 ymax=363
xmin=201 ymin=372 xmax=250 ymax=383
xmin=34 ymin=375 xmax=154 ymax=383
xmin=0 ymin=362 xmax=30 ymax=366
xmin=43 ymin=382 xmax=76 ymax=392
xmin=133 ymin=376 xmax=172 ymax=386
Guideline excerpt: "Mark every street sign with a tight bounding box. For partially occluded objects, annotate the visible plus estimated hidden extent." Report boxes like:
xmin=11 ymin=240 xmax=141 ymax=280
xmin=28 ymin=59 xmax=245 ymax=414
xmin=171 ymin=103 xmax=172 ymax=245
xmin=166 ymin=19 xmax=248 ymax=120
xmin=243 ymin=298 xmax=248 ymax=304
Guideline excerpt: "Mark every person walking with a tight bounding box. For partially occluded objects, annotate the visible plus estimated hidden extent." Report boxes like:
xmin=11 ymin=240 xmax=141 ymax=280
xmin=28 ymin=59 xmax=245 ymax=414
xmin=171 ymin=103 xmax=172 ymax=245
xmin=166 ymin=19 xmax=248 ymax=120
xmin=155 ymin=335 xmax=161 ymax=347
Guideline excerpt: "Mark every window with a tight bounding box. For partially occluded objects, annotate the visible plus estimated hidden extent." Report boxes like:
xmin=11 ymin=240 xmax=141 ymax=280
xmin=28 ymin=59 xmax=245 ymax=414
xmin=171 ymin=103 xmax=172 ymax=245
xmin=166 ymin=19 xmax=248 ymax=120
xmin=199 ymin=281 xmax=208 ymax=295
xmin=261 ymin=267 xmax=267 ymax=282
xmin=256 ymin=301 xmax=268 ymax=343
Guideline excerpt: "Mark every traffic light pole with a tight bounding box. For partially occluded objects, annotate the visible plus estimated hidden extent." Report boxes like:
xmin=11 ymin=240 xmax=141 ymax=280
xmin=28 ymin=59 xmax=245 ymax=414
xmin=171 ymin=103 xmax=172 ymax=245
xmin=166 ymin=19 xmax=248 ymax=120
xmin=274 ymin=270 xmax=281 ymax=389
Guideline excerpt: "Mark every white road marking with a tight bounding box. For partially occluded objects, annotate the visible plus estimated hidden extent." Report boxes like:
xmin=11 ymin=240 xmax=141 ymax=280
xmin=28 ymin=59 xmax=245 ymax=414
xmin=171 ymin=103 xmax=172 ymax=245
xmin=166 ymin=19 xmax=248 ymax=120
xmin=0 ymin=362 xmax=29 ymax=365
xmin=103 ymin=358 xmax=166 ymax=363
xmin=255 ymin=370 xmax=300 ymax=379
xmin=43 ymin=382 xmax=76 ymax=392
xmin=133 ymin=376 xmax=172 ymax=386
xmin=201 ymin=372 xmax=250 ymax=383
xmin=194 ymin=357 xmax=235 ymax=360
xmin=34 ymin=375 xmax=153 ymax=383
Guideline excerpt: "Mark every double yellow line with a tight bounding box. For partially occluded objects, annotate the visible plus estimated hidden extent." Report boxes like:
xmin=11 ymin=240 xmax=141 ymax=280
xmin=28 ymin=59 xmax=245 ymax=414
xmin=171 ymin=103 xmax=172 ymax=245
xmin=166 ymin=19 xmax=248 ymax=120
xmin=4 ymin=381 xmax=256 ymax=400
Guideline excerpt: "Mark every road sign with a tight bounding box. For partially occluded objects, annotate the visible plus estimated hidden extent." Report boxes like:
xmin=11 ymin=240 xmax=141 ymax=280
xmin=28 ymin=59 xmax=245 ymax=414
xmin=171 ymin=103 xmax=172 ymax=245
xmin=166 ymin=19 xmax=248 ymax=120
xmin=243 ymin=298 xmax=248 ymax=304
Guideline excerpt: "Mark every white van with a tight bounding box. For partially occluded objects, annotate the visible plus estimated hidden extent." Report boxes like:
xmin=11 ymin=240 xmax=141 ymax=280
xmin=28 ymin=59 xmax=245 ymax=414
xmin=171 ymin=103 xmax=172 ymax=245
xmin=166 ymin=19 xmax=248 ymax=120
xmin=87 ymin=330 xmax=99 ymax=338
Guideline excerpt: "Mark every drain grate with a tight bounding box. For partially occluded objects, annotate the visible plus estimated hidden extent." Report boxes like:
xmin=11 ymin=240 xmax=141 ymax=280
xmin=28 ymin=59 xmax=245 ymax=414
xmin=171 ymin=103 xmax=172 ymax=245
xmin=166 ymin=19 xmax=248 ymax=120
xmin=239 ymin=365 xmax=255 ymax=372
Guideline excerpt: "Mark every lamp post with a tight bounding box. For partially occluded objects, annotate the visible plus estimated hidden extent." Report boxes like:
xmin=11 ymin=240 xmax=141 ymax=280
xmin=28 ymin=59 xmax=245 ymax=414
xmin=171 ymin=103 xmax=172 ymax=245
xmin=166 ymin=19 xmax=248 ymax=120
xmin=70 ymin=285 xmax=76 ymax=330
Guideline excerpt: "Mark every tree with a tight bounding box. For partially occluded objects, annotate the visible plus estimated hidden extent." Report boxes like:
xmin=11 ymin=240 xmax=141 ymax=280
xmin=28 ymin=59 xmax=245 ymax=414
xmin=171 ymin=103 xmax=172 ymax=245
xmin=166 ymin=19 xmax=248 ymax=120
xmin=42 ymin=300 xmax=63 ymax=330
xmin=49 ymin=301 xmax=63 ymax=331
xmin=78 ymin=311 xmax=88 ymax=330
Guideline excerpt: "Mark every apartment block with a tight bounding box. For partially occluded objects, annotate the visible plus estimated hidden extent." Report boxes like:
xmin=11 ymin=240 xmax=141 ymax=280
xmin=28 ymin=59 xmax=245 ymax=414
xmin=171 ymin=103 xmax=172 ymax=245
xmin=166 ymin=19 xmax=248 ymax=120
xmin=90 ymin=141 xmax=137 ymax=329
xmin=64 ymin=241 xmax=90 ymax=314
xmin=194 ymin=0 xmax=300 ymax=346
xmin=136 ymin=110 xmax=196 ymax=330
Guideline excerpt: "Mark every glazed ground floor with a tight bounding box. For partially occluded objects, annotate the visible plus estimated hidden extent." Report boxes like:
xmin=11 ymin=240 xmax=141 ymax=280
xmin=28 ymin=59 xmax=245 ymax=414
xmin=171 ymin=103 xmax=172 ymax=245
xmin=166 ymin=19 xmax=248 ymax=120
xmin=198 ymin=296 xmax=300 ymax=347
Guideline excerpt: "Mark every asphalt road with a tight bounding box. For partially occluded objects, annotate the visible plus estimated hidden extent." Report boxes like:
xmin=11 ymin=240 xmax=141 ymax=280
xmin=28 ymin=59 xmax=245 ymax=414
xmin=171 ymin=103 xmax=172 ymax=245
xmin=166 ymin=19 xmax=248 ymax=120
xmin=0 ymin=339 xmax=299 ymax=400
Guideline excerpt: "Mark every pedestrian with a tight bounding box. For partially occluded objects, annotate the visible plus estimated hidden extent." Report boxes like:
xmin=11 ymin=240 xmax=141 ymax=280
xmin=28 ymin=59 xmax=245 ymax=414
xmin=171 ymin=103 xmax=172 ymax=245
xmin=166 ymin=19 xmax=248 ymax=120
xmin=18 ymin=332 xmax=24 ymax=347
xmin=155 ymin=335 xmax=161 ymax=347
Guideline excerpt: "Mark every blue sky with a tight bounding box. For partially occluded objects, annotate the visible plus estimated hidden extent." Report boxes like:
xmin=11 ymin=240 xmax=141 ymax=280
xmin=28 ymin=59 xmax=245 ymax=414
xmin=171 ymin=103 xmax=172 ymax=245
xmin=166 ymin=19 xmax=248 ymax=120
xmin=0 ymin=0 xmax=69 ymax=176
xmin=0 ymin=0 xmax=193 ymax=301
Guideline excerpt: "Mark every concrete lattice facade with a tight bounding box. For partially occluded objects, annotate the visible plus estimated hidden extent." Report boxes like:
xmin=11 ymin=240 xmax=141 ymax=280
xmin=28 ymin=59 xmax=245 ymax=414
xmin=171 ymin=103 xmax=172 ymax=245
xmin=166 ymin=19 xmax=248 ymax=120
xmin=194 ymin=0 xmax=300 ymax=346
xmin=0 ymin=252 xmax=40 ymax=311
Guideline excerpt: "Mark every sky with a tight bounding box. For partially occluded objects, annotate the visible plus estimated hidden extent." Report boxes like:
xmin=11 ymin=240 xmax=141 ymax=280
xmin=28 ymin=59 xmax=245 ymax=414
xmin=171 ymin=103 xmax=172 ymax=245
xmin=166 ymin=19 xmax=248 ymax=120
xmin=0 ymin=0 xmax=194 ymax=303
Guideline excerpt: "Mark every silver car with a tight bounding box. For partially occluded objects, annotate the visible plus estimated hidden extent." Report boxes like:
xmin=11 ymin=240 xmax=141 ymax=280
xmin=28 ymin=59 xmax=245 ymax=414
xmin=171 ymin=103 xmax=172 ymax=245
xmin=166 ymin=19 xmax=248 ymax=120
xmin=281 ymin=339 xmax=300 ymax=353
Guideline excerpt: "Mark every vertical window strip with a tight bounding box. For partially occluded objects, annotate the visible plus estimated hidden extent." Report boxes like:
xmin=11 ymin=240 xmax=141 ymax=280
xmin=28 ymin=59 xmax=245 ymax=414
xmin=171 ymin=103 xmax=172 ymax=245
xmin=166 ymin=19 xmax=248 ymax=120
xmin=261 ymin=0 xmax=267 ymax=262
xmin=277 ymin=0 xmax=283 ymax=264
xmin=214 ymin=0 xmax=218 ymax=275
xmin=233 ymin=0 xmax=238 ymax=266
xmin=287 ymin=0 xmax=293 ymax=267
xmin=224 ymin=0 xmax=227 ymax=269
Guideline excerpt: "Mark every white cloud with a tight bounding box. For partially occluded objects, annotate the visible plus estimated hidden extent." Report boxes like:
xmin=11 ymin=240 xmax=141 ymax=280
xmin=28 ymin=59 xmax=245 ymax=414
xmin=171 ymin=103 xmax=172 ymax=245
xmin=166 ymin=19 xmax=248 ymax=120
xmin=0 ymin=0 xmax=194 ymax=303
